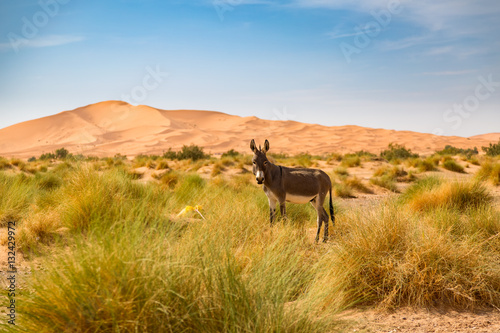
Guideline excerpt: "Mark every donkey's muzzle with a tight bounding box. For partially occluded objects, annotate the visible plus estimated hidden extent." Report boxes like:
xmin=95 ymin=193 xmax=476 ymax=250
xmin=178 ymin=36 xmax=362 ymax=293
xmin=255 ymin=170 xmax=264 ymax=184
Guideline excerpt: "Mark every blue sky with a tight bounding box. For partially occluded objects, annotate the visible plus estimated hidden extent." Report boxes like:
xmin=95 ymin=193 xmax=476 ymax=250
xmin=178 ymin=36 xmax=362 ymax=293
xmin=0 ymin=0 xmax=499 ymax=137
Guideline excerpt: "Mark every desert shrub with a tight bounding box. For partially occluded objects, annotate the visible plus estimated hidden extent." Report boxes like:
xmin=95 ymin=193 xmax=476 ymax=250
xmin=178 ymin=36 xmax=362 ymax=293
xmin=476 ymin=160 xmax=500 ymax=186
xmin=333 ymin=182 xmax=355 ymax=198
xmin=221 ymin=149 xmax=241 ymax=158
xmin=344 ymin=177 xmax=372 ymax=194
xmin=468 ymin=156 xmax=480 ymax=166
xmin=407 ymin=157 xmax=437 ymax=172
xmin=220 ymin=157 xmax=235 ymax=167
xmin=145 ymin=160 xmax=156 ymax=169
xmin=0 ymin=173 xmax=37 ymax=226
xmin=158 ymin=171 xmax=180 ymax=188
xmin=333 ymin=167 xmax=349 ymax=177
xmin=28 ymin=156 xmax=37 ymax=162
xmin=325 ymin=153 xmax=342 ymax=164
xmin=0 ymin=157 xmax=12 ymax=170
xmin=125 ymin=169 xmax=144 ymax=180
xmin=380 ymin=143 xmax=418 ymax=161
xmin=10 ymin=158 xmax=25 ymax=168
xmin=293 ymin=153 xmax=313 ymax=167
xmin=177 ymin=145 xmax=210 ymax=161
xmin=39 ymin=152 xmax=56 ymax=160
xmin=155 ymin=159 xmax=169 ymax=170
xmin=370 ymin=175 xmax=398 ymax=192
xmin=418 ymin=157 xmax=437 ymax=172
xmin=55 ymin=147 xmax=70 ymax=159
xmin=341 ymin=155 xmax=361 ymax=168
xmin=442 ymin=159 xmax=465 ymax=173
xmin=310 ymin=201 xmax=500 ymax=310
xmin=482 ymin=140 xmax=500 ymax=156
xmin=35 ymin=173 xmax=62 ymax=190
xmin=401 ymin=179 xmax=492 ymax=212
xmin=211 ymin=161 xmax=225 ymax=177
xmin=436 ymin=145 xmax=478 ymax=159
xmin=269 ymin=152 xmax=288 ymax=160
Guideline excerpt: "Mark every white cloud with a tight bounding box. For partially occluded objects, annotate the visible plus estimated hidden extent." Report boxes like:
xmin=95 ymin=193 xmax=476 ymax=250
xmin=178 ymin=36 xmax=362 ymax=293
xmin=420 ymin=70 xmax=476 ymax=76
xmin=0 ymin=35 xmax=85 ymax=52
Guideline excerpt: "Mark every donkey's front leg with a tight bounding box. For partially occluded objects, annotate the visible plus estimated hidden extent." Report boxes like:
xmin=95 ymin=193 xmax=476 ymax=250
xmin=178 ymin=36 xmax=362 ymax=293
xmin=279 ymin=202 xmax=286 ymax=220
xmin=268 ymin=198 xmax=277 ymax=226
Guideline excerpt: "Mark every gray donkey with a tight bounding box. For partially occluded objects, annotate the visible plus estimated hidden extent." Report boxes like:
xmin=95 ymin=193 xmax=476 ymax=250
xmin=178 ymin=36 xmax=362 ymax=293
xmin=250 ymin=139 xmax=334 ymax=242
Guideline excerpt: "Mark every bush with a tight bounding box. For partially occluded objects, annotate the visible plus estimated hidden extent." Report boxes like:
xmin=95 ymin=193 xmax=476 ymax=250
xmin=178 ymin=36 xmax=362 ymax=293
xmin=401 ymin=178 xmax=492 ymax=212
xmin=443 ymin=159 xmax=465 ymax=173
xmin=482 ymin=140 xmax=500 ymax=156
xmin=221 ymin=149 xmax=241 ymax=158
xmin=341 ymin=155 xmax=361 ymax=168
xmin=380 ymin=143 xmax=418 ymax=161
xmin=55 ymin=148 xmax=69 ymax=159
xmin=0 ymin=157 xmax=12 ymax=170
xmin=476 ymin=161 xmax=500 ymax=186
xmin=344 ymin=177 xmax=372 ymax=194
xmin=177 ymin=145 xmax=210 ymax=161
xmin=333 ymin=167 xmax=349 ymax=177
xmin=314 ymin=200 xmax=500 ymax=310
xmin=333 ymin=182 xmax=355 ymax=198
xmin=163 ymin=145 xmax=210 ymax=161
xmin=437 ymin=145 xmax=478 ymax=159
xmin=35 ymin=173 xmax=62 ymax=191
xmin=370 ymin=175 xmax=398 ymax=192
xmin=40 ymin=152 xmax=56 ymax=160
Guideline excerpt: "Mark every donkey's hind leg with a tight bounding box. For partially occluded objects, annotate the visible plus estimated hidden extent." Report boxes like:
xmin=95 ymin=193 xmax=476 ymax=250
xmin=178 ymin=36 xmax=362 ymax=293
xmin=310 ymin=199 xmax=323 ymax=242
xmin=321 ymin=207 xmax=329 ymax=242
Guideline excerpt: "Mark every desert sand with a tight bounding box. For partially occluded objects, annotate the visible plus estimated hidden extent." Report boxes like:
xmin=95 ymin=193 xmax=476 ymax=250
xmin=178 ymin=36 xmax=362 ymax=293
xmin=0 ymin=100 xmax=498 ymax=158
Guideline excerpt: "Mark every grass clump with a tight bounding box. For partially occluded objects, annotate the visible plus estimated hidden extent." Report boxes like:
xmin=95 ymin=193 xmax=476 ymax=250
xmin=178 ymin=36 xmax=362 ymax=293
xmin=341 ymin=155 xmax=361 ymax=168
xmin=476 ymin=160 xmax=500 ymax=185
xmin=436 ymin=145 xmax=478 ymax=159
xmin=0 ymin=157 xmax=12 ymax=170
xmin=333 ymin=182 xmax=355 ymax=198
xmin=344 ymin=177 xmax=372 ymax=194
xmin=333 ymin=167 xmax=349 ymax=177
xmin=312 ymin=201 xmax=500 ymax=310
xmin=163 ymin=145 xmax=210 ymax=161
xmin=380 ymin=143 xmax=418 ymax=161
xmin=370 ymin=176 xmax=398 ymax=192
xmin=482 ymin=140 xmax=500 ymax=156
xmin=442 ymin=159 xmax=465 ymax=173
xmin=401 ymin=178 xmax=492 ymax=212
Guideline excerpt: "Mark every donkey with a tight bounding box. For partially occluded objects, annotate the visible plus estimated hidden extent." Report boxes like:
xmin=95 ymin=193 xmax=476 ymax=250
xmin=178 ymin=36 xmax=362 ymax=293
xmin=250 ymin=139 xmax=334 ymax=242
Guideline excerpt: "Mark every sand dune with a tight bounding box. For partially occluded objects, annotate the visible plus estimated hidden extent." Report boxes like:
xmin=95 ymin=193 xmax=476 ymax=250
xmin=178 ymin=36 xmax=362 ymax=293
xmin=0 ymin=100 xmax=497 ymax=158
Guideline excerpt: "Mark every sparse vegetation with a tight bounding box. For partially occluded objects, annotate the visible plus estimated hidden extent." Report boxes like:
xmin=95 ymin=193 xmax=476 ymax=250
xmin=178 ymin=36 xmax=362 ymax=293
xmin=162 ymin=145 xmax=210 ymax=161
xmin=341 ymin=154 xmax=361 ymax=168
xmin=436 ymin=145 xmax=478 ymax=159
xmin=482 ymin=140 xmax=500 ymax=156
xmin=476 ymin=160 xmax=500 ymax=186
xmin=380 ymin=143 xmax=418 ymax=161
xmin=1 ymin=148 xmax=500 ymax=332
xmin=443 ymin=159 xmax=465 ymax=173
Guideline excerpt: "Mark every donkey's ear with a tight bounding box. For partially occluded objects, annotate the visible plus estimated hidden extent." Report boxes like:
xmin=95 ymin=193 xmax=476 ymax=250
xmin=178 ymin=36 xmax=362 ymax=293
xmin=250 ymin=139 xmax=257 ymax=153
xmin=263 ymin=139 xmax=270 ymax=153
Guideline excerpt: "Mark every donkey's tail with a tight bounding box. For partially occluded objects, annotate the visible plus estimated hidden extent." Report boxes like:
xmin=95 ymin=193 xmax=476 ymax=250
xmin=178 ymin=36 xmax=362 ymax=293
xmin=329 ymin=186 xmax=335 ymax=226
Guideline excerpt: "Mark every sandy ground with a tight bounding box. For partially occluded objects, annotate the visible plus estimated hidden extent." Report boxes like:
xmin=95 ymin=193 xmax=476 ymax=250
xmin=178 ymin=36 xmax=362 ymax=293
xmin=337 ymin=307 xmax=500 ymax=333
xmin=0 ymin=100 xmax=498 ymax=158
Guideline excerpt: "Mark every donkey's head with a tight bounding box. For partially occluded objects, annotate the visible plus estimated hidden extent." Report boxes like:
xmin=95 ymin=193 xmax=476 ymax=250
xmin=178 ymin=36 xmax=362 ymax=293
xmin=250 ymin=139 xmax=270 ymax=184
